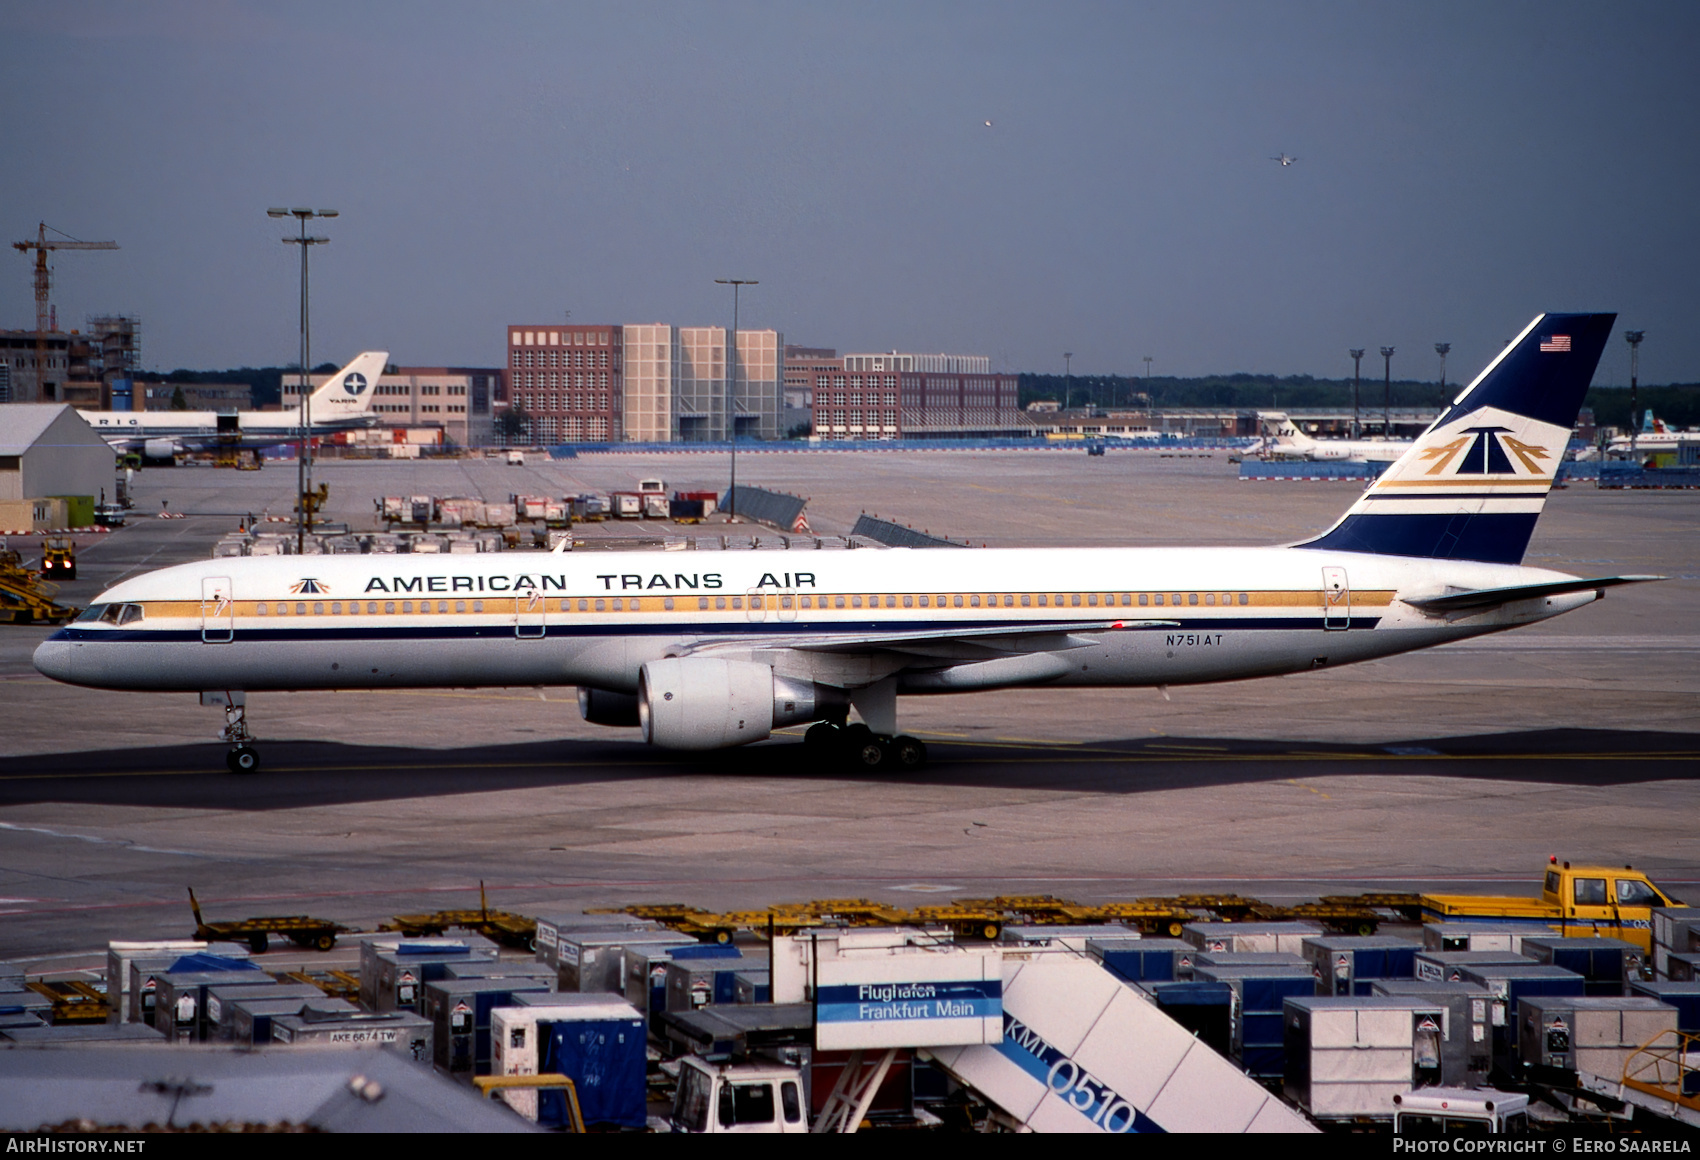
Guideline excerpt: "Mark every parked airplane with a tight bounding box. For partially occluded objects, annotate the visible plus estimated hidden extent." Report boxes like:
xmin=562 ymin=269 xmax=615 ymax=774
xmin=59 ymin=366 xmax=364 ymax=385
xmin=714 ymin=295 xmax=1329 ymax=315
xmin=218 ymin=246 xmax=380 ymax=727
xmin=1606 ymin=412 xmax=1700 ymax=458
xmin=1255 ymin=412 xmax=1416 ymax=463
xmin=35 ymin=315 xmax=1656 ymax=774
xmin=76 ymin=351 xmax=388 ymax=458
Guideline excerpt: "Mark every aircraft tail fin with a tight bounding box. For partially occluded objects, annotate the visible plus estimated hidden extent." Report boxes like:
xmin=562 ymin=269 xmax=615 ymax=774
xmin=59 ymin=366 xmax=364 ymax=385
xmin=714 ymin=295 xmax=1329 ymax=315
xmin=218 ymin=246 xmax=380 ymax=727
xmin=1295 ymin=312 xmax=1615 ymax=565
xmin=305 ymin=351 xmax=388 ymax=419
xmin=1257 ymin=411 xmax=1313 ymax=449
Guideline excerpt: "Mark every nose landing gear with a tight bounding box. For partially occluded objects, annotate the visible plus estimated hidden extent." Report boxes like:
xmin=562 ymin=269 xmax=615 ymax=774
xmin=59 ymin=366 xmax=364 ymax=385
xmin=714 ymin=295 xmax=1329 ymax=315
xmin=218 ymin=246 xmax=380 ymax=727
xmin=213 ymin=693 xmax=260 ymax=774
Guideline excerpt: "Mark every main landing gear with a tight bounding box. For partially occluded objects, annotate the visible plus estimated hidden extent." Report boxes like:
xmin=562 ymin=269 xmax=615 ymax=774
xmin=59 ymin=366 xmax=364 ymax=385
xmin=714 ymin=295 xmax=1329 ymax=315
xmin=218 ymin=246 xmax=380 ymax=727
xmin=804 ymin=721 xmax=928 ymax=770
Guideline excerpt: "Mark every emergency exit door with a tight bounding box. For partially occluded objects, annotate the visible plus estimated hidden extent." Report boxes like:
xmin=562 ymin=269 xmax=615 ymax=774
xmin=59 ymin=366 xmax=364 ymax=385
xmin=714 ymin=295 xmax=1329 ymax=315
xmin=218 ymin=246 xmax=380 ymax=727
xmin=514 ymin=591 xmax=545 ymax=638
xmin=1322 ymin=567 xmax=1350 ymax=631
xmin=201 ymin=576 xmax=233 ymax=643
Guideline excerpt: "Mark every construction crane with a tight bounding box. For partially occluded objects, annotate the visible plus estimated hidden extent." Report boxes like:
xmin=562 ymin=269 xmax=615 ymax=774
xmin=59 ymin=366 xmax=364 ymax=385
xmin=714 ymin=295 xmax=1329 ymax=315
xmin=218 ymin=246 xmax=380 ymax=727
xmin=13 ymin=222 xmax=118 ymax=334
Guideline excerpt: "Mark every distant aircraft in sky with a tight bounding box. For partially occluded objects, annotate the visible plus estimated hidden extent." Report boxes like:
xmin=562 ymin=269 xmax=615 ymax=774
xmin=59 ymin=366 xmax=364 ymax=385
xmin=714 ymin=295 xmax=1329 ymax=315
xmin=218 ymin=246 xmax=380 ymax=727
xmin=1271 ymin=153 xmax=1298 ymax=166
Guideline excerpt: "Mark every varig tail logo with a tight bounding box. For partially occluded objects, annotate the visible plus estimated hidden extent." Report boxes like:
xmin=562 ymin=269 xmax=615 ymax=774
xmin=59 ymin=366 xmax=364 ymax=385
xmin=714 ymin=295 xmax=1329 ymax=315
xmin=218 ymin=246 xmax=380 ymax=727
xmin=1420 ymin=426 xmax=1551 ymax=476
xmin=290 ymin=578 xmax=329 ymax=595
xmin=342 ymin=372 xmax=368 ymax=396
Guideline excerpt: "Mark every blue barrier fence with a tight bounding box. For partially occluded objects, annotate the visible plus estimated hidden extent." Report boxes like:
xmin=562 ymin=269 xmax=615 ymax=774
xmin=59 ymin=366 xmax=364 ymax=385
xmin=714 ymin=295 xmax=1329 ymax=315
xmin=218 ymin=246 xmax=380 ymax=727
xmin=548 ymin=436 xmax=1255 ymax=458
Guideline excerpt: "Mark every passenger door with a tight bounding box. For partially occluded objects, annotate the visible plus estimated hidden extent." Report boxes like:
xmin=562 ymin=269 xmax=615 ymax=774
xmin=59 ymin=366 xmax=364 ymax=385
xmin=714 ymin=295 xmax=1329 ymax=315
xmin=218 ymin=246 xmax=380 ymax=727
xmin=201 ymin=576 xmax=233 ymax=643
xmin=514 ymin=590 xmax=545 ymax=639
xmin=1322 ymin=567 xmax=1350 ymax=630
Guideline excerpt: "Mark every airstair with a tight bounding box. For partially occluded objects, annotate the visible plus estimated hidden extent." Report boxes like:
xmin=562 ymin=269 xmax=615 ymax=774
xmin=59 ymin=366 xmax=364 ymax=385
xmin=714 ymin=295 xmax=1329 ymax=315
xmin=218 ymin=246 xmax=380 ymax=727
xmin=924 ymin=955 xmax=1315 ymax=1133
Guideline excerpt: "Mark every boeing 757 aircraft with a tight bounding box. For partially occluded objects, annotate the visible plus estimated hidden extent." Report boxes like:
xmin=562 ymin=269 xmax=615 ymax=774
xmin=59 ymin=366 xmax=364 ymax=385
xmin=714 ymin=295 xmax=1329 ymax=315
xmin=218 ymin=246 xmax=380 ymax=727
xmin=35 ymin=314 xmax=1655 ymax=773
xmin=76 ymin=351 xmax=388 ymax=458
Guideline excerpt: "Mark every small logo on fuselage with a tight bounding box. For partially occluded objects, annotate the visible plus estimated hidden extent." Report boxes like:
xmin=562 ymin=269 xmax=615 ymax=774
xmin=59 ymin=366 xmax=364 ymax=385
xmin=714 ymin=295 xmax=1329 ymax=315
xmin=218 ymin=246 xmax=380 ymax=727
xmin=290 ymin=578 xmax=330 ymax=594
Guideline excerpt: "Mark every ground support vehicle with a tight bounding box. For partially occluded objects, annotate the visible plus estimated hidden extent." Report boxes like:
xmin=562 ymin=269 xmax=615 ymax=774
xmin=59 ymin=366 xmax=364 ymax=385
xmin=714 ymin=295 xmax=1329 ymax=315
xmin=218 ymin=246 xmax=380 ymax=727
xmin=0 ymin=547 xmax=78 ymax=624
xmin=1422 ymin=860 xmax=1682 ymax=954
xmin=382 ymin=882 xmax=538 ymax=951
xmin=670 ymin=1056 xmax=810 ymax=1134
xmin=39 ymin=537 xmax=74 ymax=581
xmin=187 ymin=887 xmax=347 ymax=953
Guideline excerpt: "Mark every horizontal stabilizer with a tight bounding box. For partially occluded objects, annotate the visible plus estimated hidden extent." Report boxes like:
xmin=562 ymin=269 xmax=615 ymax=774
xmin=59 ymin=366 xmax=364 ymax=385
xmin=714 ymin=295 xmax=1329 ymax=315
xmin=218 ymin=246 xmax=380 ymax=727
xmin=1404 ymin=574 xmax=1664 ymax=614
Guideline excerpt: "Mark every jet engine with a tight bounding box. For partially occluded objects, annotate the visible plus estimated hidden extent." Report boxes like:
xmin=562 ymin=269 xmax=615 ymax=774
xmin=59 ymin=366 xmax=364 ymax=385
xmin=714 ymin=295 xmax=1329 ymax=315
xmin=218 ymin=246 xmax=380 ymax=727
xmin=143 ymin=438 xmax=180 ymax=461
xmin=638 ymin=658 xmax=823 ymax=750
xmin=577 ymin=686 xmax=640 ymax=727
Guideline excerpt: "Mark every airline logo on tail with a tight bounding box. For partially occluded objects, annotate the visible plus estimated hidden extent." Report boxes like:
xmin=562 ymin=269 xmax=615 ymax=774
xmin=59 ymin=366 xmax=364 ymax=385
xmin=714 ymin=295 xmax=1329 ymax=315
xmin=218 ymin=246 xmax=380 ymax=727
xmin=308 ymin=351 xmax=387 ymax=417
xmin=1419 ymin=427 xmax=1551 ymax=476
xmin=342 ymin=372 xmax=368 ymax=396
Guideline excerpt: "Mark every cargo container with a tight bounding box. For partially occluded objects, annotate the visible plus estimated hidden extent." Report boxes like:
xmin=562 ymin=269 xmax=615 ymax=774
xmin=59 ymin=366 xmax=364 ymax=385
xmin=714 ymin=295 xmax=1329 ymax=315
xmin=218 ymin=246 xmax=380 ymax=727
xmin=2 ymin=1023 xmax=165 ymax=1044
xmin=1143 ymin=981 xmax=1233 ymax=1056
xmin=421 ymin=977 xmax=551 ymax=1076
xmin=1413 ymin=949 xmax=1531 ymax=984
xmin=272 ymin=1009 xmax=432 ymax=1064
xmin=490 ymin=1000 xmax=648 ymax=1128
xmin=1456 ymin=962 xmax=1588 ymax=1071
xmin=205 ymin=981 xmax=322 ymax=1041
xmin=1667 ymin=953 xmax=1700 ymax=983
xmin=1368 ymin=980 xmax=1496 ymax=1083
xmin=1193 ymin=963 xmax=1316 ymax=1078
xmin=1183 ymin=921 xmax=1323 ymax=955
xmin=1086 ymin=937 xmax=1199 ymax=984
xmin=1284 ymin=996 xmax=1456 ymax=1120
xmin=533 ymin=913 xmax=663 ymax=972
xmin=1303 ymin=935 xmax=1422 ymax=997
xmin=105 ymin=940 xmax=208 ymax=1024
xmin=151 ymin=960 xmax=267 ymax=1042
xmin=1516 ymin=995 xmax=1677 ymax=1085
xmin=1001 ymin=924 xmax=1139 ymax=953
xmin=360 ymin=935 xmax=498 ymax=1009
xmin=440 ymin=960 xmax=554 ymax=983
xmin=230 ymin=995 xmax=357 ymax=1047
xmin=1520 ymin=936 xmax=1639 ymax=996
xmin=1652 ymin=907 xmax=1700 ymax=980
xmin=733 ymin=971 xmax=771 ymax=1004
xmin=664 ymin=952 xmax=747 ymax=1014
xmin=1196 ymin=951 xmax=1308 ymax=969
xmin=1421 ymin=923 xmax=1534 ymax=954
xmin=1628 ymin=981 xmax=1700 ymax=1033
xmin=557 ymin=930 xmax=694 ymax=995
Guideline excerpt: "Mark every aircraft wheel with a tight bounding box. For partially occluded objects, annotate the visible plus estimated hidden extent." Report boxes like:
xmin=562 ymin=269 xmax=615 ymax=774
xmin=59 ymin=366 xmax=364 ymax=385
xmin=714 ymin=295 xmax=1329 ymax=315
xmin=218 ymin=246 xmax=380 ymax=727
xmin=227 ymin=746 xmax=260 ymax=774
xmin=849 ymin=735 xmax=888 ymax=769
xmin=314 ymin=933 xmax=336 ymax=952
xmin=248 ymin=933 xmax=267 ymax=954
xmin=891 ymin=735 xmax=928 ymax=769
xmin=804 ymin=722 xmax=839 ymax=751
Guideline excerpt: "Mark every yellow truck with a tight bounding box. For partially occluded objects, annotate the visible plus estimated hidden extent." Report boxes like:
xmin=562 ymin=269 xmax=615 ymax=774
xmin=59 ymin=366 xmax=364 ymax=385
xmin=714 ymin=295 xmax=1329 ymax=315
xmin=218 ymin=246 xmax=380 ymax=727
xmin=1421 ymin=859 xmax=1684 ymax=953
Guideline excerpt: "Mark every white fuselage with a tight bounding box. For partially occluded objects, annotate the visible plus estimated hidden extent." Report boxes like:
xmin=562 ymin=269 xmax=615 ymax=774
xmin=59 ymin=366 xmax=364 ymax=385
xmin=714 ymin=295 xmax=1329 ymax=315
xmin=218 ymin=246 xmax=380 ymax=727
xmin=32 ymin=545 xmax=1595 ymax=697
xmin=79 ymin=406 xmax=376 ymax=452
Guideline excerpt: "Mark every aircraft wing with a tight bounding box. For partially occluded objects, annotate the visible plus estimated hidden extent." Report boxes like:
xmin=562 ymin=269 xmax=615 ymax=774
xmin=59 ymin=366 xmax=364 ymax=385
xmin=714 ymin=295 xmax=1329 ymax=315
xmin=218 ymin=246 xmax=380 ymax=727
xmin=681 ymin=619 xmax=1180 ymax=661
xmin=1403 ymin=575 xmax=1664 ymax=614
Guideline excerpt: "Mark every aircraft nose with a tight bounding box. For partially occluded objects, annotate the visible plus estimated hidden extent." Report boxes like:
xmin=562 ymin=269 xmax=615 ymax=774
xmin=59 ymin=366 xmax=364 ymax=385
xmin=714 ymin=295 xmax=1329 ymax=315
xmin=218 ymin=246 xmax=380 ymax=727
xmin=32 ymin=637 xmax=78 ymax=684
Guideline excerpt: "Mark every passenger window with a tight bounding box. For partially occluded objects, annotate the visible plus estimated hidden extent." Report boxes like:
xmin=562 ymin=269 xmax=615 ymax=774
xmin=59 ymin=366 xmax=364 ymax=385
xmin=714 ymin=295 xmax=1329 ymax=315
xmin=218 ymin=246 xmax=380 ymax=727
xmin=1240 ymin=593 xmax=1249 ymax=605
xmin=884 ymin=596 xmax=896 ymax=608
xmin=1153 ymin=594 xmax=1163 ymax=606
xmin=834 ymin=595 xmax=846 ymax=609
xmin=456 ymin=601 xmax=467 ymax=613
xmin=698 ymin=597 xmax=709 ymax=610
xmin=1139 ymin=594 xmax=1149 ymax=606
xmin=385 ymin=602 xmax=395 ymax=614
xmin=715 ymin=597 xmax=726 ymax=610
xmin=579 ymin=599 xmax=590 ymax=611
xmin=595 ymin=599 xmax=605 ymax=611
xmin=918 ymin=595 xmax=929 ymax=607
xmin=903 ymin=595 xmax=913 ymax=608
xmin=1172 ymin=593 xmax=1182 ymax=605
xmin=330 ymin=602 xmax=341 ymax=614
xmin=1020 ymin=594 xmax=1031 ymax=607
xmin=1205 ymin=593 xmax=1216 ymax=605
xmin=255 ymin=603 xmax=267 ymax=617
xmin=1187 ymin=593 xmax=1198 ymax=606
xmin=1616 ymin=879 xmax=1661 ymax=906
xmin=731 ymin=597 xmax=742 ymax=609
xmin=852 ymin=596 xmax=863 ymax=608
xmin=664 ymin=598 xmax=675 ymax=610
xmin=799 ymin=596 xmax=809 ymax=609
xmin=749 ymin=596 xmax=762 ymax=610
xmin=400 ymin=602 xmax=411 ymax=614
xmin=313 ymin=602 xmax=325 ymax=615
xmin=1003 ymin=595 xmax=1014 ymax=607
xmin=970 ymin=595 xmax=980 ymax=607
xmin=781 ymin=596 xmax=793 ymax=609
xmin=438 ymin=601 xmax=448 ymax=613
xmin=473 ymin=601 xmax=483 ymax=613
xmin=953 ymin=595 xmax=963 ymax=608
xmin=612 ymin=598 xmax=623 ymax=611
xmin=1574 ymin=878 xmax=1608 ymax=906
xmin=1037 ymin=595 xmax=1048 ymax=607
xmin=1087 ymin=594 xmax=1098 ymax=606
xmin=1071 ymin=594 xmax=1081 ymax=607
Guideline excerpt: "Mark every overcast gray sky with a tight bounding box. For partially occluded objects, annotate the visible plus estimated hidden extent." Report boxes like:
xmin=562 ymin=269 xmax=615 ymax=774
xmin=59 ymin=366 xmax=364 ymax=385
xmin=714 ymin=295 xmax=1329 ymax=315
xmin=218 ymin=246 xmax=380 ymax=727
xmin=3 ymin=1 xmax=1695 ymax=385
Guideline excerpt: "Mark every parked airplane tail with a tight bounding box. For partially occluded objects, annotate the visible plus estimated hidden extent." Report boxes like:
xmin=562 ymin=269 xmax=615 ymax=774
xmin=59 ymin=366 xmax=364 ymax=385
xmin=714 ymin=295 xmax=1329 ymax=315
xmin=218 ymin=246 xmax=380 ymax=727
xmin=304 ymin=351 xmax=388 ymax=419
xmin=1256 ymin=411 xmax=1315 ymax=450
xmin=1296 ymin=312 xmax=1615 ymax=565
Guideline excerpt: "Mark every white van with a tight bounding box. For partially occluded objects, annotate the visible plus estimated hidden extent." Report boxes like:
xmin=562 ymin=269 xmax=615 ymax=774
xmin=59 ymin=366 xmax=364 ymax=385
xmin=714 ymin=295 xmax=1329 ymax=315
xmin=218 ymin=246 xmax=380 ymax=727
xmin=670 ymin=1056 xmax=808 ymax=1134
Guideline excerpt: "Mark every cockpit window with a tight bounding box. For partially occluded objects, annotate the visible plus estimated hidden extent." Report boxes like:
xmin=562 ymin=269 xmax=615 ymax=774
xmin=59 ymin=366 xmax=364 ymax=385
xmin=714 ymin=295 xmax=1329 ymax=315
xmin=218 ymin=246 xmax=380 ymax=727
xmin=77 ymin=604 xmax=108 ymax=622
xmin=117 ymin=604 xmax=144 ymax=626
xmin=98 ymin=605 xmax=124 ymax=625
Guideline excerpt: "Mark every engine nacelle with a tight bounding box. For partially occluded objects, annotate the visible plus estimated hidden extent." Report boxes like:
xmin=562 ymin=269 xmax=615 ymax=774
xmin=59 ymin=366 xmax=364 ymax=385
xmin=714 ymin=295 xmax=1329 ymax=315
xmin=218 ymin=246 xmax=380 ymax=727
xmin=638 ymin=658 xmax=822 ymax=750
xmin=143 ymin=438 xmax=180 ymax=461
xmin=578 ymin=686 xmax=640 ymax=727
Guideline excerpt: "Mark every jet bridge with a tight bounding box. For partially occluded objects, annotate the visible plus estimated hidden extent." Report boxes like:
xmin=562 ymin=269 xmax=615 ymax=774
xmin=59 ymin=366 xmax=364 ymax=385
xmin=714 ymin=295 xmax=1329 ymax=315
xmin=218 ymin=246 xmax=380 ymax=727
xmin=924 ymin=954 xmax=1315 ymax=1133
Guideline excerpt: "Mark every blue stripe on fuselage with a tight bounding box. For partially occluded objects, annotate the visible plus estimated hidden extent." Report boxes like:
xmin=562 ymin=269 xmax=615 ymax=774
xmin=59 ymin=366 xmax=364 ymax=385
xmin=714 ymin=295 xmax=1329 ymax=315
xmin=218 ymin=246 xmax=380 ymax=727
xmin=1297 ymin=512 xmax=1537 ymax=565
